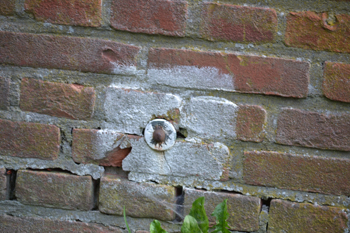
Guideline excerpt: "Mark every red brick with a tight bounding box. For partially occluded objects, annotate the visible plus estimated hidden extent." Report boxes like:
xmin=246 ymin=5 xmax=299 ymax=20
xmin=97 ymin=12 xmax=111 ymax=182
xmin=110 ymin=0 xmax=188 ymax=37
xmin=0 ymin=77 xmax=10 ymax=110
xmin=323 ymin=62 xmax=350 ymax=103
xmin=148 ymin=48 xmax=309 ymax=98
xmin=16 ymin=170 xmax=94 ymax=210
xmin=200 ymin=3 xmax=277 ymax=43
xmin=285 ymin=11 xmax=350 ymax=53
xmin=20 ymin=78 xmax=95 ymax=120
xmin=236 ymin=105 xmax=266 ymax=142
xmin=0 ymin=167 xmax=7 ymax=201
xmin=99 ymin=174 xmax=176 ymax=221
xmin=244 ymin=151 xmax=350 ymax=196
xmin=0 ymin=0 xmax=15 ymax=16
xmin=25 ymin=0 xmax=101 ymax=27
xmin=0 ymin=215 xmax=122 ymax=233
xmin=277 ymin=109 xmax=350 ymax=151
xmin=0 ymin=119 xmax=60 ymax=160
xmin=72 ymin=129 xmax=136 ymax=167
xmin=269 ymin=200 xmax=348 ymax=233
xmin=0 ymin=31 xmax=140 ymax=74
xmin=184 ymin=188 xmax=261 ymax=232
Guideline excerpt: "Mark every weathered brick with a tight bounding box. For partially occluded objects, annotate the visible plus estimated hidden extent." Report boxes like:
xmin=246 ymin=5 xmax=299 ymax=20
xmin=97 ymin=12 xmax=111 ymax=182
xmin=285 ymin=11 xmax=350 ymax=53
xmin=16 ymin=170 xmax=94 ymax=210
xmin=104 ymin=87 xmax=181 ymax=135
xmin=0 ymin=77 xmax=10 ymax=110
xmin=148 ymin=48 xmax=309 ymax=98
xmin=0 ymin=167 xmax=7 ymax=201
xmin=0 ymin=215 xmax=122 ymax=233
xmin=123 ymin=138 xmax=231 ymax=181
xmin=0 ymin=119 xmax=60 ymax=160
xmin=269 ymin=200 xmax=348 ymax=233
xmin=180 ymin=96 xmax=237 ymax=140
xmin=25 ymin=0 xmax=101 ymax=27
xmin=72 ymin=129 xmax=137 ymax=167
xmin=323 ymin=62 xmax=350 ymax=103
xmin=0 ymin=31 xmax=140 ymax=75
xmin=236 ymin=105 xmax=266 ymax=142
xmin=243 ymin=151 xmax=350 ymax=196
xmin=111 ymin=0 xmax=187 ymax=37
xmin=20 ymin=78 xmax=95 ymax=120
xmin=0 ymin=0 xmax=15 ymax=16
xmin=99 ymin=174 xmax=176 ymax=221
xmin=184 ymin=188 xmax=261 ymax=232
xmin=277 ymin=109 xmax=350 ymax=151
xmin=200 ymin=3 xmax=277 ymax=43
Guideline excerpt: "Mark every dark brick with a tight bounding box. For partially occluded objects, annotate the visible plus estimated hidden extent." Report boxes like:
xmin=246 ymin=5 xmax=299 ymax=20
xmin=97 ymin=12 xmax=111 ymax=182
xmin=0 ymin=215 xmax=122 ymax=233
xmin=99 ymin=174 xmax=176 ymax=221
xmin=200 ymin=3 xmax=277 ymax=43
xmin=277 ymin=109 xmax=350 ymax=151
xmin=323 ymin=62 xmax=350 ymax=103
xmin=148 ymin=48 xmax=309 ymax=98
xmin=0 ymin=0 xmax=15 ymax=16
xmin=16 ymin=170 xmax=94 ymax=210
xmin=72 ymin=129 xmax=136 ymax=167
xmin=269 ymin=200 xmax=348 ymax=233
xmin=184 ymin=188 xmax=261 ymax=232
xmin=25 ymin=0 xmax=101 ymax=27
xmin=244 ymin=151 xmax=350 ymax=196
xmin=236 ymin=105 xmax=266 ymax=142
xmin=0 ymin=119 xmax=60 ymax=160
xmin=0 ymin=77 xmax=10 ymax=110
xmin=285 ymin=11 xmax=350 ymax=53
xmin=20 ymin=78 xmax=95 ymax=120
xmin=0 ymin=31 xmax=140 ymax=74
xmin=110 ymin=0 xmax=187 ymax=37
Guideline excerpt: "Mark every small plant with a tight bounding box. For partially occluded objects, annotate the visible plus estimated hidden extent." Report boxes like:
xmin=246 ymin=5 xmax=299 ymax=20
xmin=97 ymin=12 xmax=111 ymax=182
xmin=123 ymin=197 xmax=230 ymax=233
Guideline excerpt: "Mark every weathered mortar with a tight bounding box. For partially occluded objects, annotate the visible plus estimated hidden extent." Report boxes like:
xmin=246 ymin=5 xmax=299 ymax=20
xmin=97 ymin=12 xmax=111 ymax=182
xmin=0 ymin=0 xmax=349 ymax=232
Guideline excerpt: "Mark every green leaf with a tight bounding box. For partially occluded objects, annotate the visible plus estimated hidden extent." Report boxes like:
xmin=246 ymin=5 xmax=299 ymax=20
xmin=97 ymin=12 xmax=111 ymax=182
xmin=181 ymin=215 xmax=203 ymax=233
xmin=150 ymin=220 xmax=168 ymax=233
xmin=211 ymin=199 xmax=230 ymax=233
xmin=123 ymin=206 xmax=131 ymax=233
xmin=189 ymin=197 xmax=209 ymax=233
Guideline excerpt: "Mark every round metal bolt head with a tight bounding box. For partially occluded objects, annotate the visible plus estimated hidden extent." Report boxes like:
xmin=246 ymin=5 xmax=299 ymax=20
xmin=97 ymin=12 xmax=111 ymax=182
xmin=144 ymin=119 xmax=176 ymax=151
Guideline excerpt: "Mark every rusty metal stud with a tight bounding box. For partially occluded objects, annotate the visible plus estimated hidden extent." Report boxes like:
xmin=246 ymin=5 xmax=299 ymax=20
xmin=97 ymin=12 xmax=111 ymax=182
xmin=144 ymin=119 xmax=176 ymax=151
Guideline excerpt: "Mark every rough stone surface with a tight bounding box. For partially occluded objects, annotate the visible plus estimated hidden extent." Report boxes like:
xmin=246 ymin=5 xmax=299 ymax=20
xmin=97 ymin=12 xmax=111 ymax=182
xmin=110 ymin=0 xmax=187 ymax=37
xmin=148 ymin=48 xmax=309 ymax=98
xmin=122 ymin=138 xmax=231 ymax=181
xmin=268 ymin=199 xmax=348 ymax=233
xmin=277 ymin=108 xmax=350 ymax=151
xmin=0 ymin=0 xmax=15 ymax=15
xmin=285 ymin=11 xmax=350 ymax=53
xmin=0 ymin=77 xmax=10 ymax=110
xmin=243 ymin=151 xmax=350 ymax=196
xmin=0 ymin=119 xmax=60 ymax=160
xmin=104 ymin=87 xmax=182 ymax=135
xmin=0 ymin=167 xmax=7 ymax=201
xmin=16 ymin=170 xmax=94 ymax=210
xmin=0 ymin=214 xmax=122 ymax=233
xmin=72 ymin=129 xmax=138 ymax=167
xmin=20 ymin=78 xmax=96 ymax=120
xmin=236 ymin=105 xmax=266 ymax=142
xmin=180 ymin=96 xmax=237 ymax=140
xmin=323 ymin=61 xmax=350 ymax=103
xmin=184 ymin=188 xmax=261 ymax=232
xmin=200 ymin=3 xmax=277 ymax=43
xmin=25 ymin=0 xmax=102 ymax=27
xmin=99 ymin=174 xmax=176 ymax=221
xmin=0 ymin=31 xmax=140 ymax=75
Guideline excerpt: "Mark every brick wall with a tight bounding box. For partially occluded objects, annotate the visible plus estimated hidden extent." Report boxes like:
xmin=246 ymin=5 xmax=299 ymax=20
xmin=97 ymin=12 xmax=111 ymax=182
xmin=0 ymin=0 xmax=349 ymax=232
